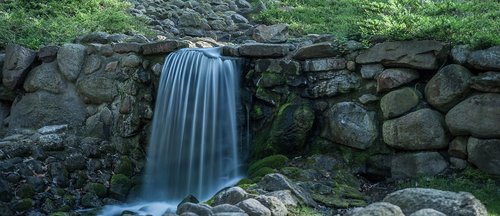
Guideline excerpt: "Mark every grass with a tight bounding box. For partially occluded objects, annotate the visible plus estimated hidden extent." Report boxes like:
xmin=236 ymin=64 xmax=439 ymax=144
xmin=253 ymin=0 xmax=500 ymax=48
xmin=397 ymin=168 xmax=500 ymax=216
xmin=0 ymin=0 xmax=150 ymax=49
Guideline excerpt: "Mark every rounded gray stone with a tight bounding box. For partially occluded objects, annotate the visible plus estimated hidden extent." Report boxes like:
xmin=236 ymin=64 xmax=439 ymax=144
xmin=380 ymin=87 xmax=419 ymax=119
xmin=425 ymin=64 xmax=472 ymax=112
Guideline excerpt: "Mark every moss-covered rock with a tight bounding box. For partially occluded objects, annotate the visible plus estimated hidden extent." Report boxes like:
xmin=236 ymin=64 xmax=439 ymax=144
xmin=63 ymin=194 xmax=76 ymax=207
xmin=114 ymin=156 xmax=135 ymax=177
xmin=81 ymin=192 xmax=102 ymax=208
xmin=256 ymin=86 xmax=281 ymax=106
xmin=86 ymin=183 xmax=107 ymax=198
xmin=49 ymin=213 xmax=70 ymax=216
xmin=248 ymin=154 xmax=289 ymax=175
xmin=13 ymin=198 xmax=33 ymax=212
xmin=110 ymin=174 xmax=132 ymax=200
xmin=18 ymin=184 xmax=35 ymax=198
xmin=258 ymin=72 xmax=285 ymax=88
xmin=249 ymin=167 xmax=276 ymax=180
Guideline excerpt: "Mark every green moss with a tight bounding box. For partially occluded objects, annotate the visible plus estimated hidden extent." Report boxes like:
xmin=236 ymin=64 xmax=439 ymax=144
xmin=88 ymin=183 xmax=107 ymax=197
xmin=18 ymin=184 xmax=35 ymax=198
xmin=49 ymin=213 xmax=70 ymax=216
xmin=56 ymin=205 xmax=71 ymax=212
xmin=63 ymin=195 xmax=76 ymax=207
xmin=250 ymin=127 xmax=276 ymax=160
xmin=236 ymin=178 xmax=253 ymax=186
xmin=249 ymin=167 xmax=276 ymax=180
xmin=13 ymin=198 xmax=33 ymax=212
xmin=75 ymin=171 xmax=87 ymax=189
xmin=280 ymin=167 xmax=303 ymax=180
xmin=251 ymin=104 xmax=264 ymax=119
xmin=333 ymin=183 xmax=365 ymax=200
xmin=256 ymin=87 xmax=281 ymax=106
xmin=248 ymin=154 xmax=289 ymax=175
xmin=289 ymin=206 xmax=323 ymax=216
xmin=114 ymin=156 xmax=134 ymax=177
xmin=312 ymin=193 xmax=349 ymax=208
xmin=111 ymin=174 xmax=130 ymax=185
xmin=258 ymin=72 xmax=285 ymax=88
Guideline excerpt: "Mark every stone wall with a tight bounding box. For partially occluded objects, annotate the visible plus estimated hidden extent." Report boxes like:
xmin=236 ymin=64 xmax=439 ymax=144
xmin=0 ymin=36 xmax=499 ymax=214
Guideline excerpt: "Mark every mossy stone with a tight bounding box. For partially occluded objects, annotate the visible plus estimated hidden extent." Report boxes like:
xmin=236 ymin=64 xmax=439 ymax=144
xmin=280 ymin=167 xmax=303 ymax=179
xmin=81 ymin=192 xmax=102 ymax=208
xmin=249 ymin=167 xmax=275 ymax=180
xmin=13 ymin=198 xmax=33 ymax=212
xmin=18 ymin=184 xmax=35 ymax=198
xmin=110 ymin=174 xmax=132 ymax=200
xmin=258 ymin=72 xmax=285 ymax=88
xmin=63 ymin=194 xmax=76 ymax=207
xmin=333 ymin=184 xmax=365 ymax=200
xmin=256 ymin=86 xmax=281 ymax=106
xmin=312 ymin=193 xmax=349 ymax=208
xmin=56 ymin=204 xmax=71 ymax=212
xmin=75 ymin=171 xmax=87 ymax=189
xmin=87 ymin=183 xmax=107 ymax=197
xmin=114 ymin=156 xmax=134 ymax=177
xmin=248 ymin=154 xmax=289 ymax=175
xmin=50 ymin=212 xmax=70 ymax=216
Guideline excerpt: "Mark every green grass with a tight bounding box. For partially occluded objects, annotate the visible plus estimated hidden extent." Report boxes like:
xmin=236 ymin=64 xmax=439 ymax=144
xmin=397 ymin=168 xmax=500 ymax=216
xmin=0 ymin=0 xmax=150 ymax=49
xmin=253 ymin=0 xmax=500 ymax=48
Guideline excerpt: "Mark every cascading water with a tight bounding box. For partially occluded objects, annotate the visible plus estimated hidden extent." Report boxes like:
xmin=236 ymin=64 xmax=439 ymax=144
xmin=100 ymin=47 xmax=243 ymax=215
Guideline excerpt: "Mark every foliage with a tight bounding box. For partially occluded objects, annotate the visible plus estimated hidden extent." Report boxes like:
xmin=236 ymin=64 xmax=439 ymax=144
xmin=253 ymin=0 xmax=500 ymax=48
xmin=0 ymin=0 xmax=150 ymax=49
xmin=397 ymin=168 xmax=500 ymax=216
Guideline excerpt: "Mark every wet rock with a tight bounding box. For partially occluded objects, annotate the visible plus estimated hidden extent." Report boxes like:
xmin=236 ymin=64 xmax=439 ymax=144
xmin=0 ymin=180 xmax=13 ymax=202
xmin=383 ymin=109 xmax=448 ymax=150
xmin=360 ymin=64 xmax=384 ymax=79
xmin=376 ymin=68 xmax=419 ymax=92
xmin=253 ymin=24 xmax=289 ymax=43
xmin=23 ymin=62 xmax=66 ymax=93
xmin=255 ymin=195 xmax=288 ymax=216
xmin=82 ymin=192 xmax=103 ymax=208
xmin=77 ymin=74 xmax=118 ymax=104
xmin=323 ymin=102 xmax=378 ymax=150
xmin=214 ymin=187 xmax=249 ymax=206
xmin=177 ymin=202 xmax=213 ymax=216
xmin=448 ymin=136 xmax=468 ymax=159
xmin=236 ymin=199 xmax=271 ymax=216
xmin=57 ymin=43 xmax=87 ymax=81
xmin=470 ymin=71 xmax=500 ymax=93
xmin=391 ymin=152 xmax=448 ymax=178
xmin=467 ymin=46 xmax=500 ymax=70
xmin=345 ymin=202 xmax=404 ymax=216
xmin=467 ymin=137 xmax=500 ymax=175
xmin=425 ymin=64 xmax=472 ymax=112
xmin=383 ymin=188 xmax=487 ymax=215
xmin=292 ymin=42 xmax=340 ymax=60
xmin=142 ymin=40 xmax=188 ymax=55
xmin=238 ymin=44 xmax=290 ymax=58
xmin=380 ymin=87 xmax=419 ymax=119
xmin=356 ymin=40 xmax=448 ymax=70
xmin=445 ymin=93 xmax=500 ymax=138
xmin=259 ymin=173 xmax=317 ymax=207
xmin=2 ymin=44 xmax=36 ymax=89
xmin=8 ymin=89 xmax=86 ymax=129
xmin=302 ymin=58 xmax=346 ymax=72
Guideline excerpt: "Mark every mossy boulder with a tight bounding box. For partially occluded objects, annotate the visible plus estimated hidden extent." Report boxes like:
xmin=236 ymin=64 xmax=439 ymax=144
xmin=81 ymin=192 xmax=103 ymax=208
xmin=250 ymin=167 xmax=276 ymax=180
xmin=258 ymin=72 xmax=286 ymax=88
xmin=18 ymin=184 xmax=35 ymax=198
xmin=114 ymin=156 xmax=135 ymax=177
xmin=110 ymin=174 xmax=132 ymax=200
xmin=248 ymin=155 xmax=289 ymax=175
xmin=86 ymin=183 xmax=107 ymax=197
xmin=13 ymin=198 xmax=33 ymax=212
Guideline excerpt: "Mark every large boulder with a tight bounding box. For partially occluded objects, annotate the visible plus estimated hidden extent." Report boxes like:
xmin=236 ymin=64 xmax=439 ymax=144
xmin=255 ymin=195 xmax=288 ymax=216
xmin=425 ymin=64 xmax=472 ymax=112
xmin=323 ymin=102 xmax=378 ymax=150
xmin=253 ymin=24 xmax=289 ymax=43
xmin=238 ymin=44 xmax=290 ymax=58
xmin=383 ymin=188 xmax=488 ymax=216
xmin=467 ymin=46 xmax=500 ymax=71
xmin=383 ymin=109 xmax=448 ymax=150
xmin=380 ymin=87 xmax=419 ymax=119
xmin=236 ymin=199 xmax=271 ymax=216
xmin=345 ymin=202 xmax=404 ymax=216
xmin=259 ymin=173 xmax=317 ymax=207
xmin=356 ymin=40 xmax=448 ymax=70
xmin=467 ymin=137 xmax=500 ymax=175
xmin=470 ymin=71 xmax=500 ymax=93
xmin=292 ymin=42 xmax=340 ymax=60
xmin=23 ymin=62 xmax=66 ymax=94
xmin=445 ymin=93 xmax=500 ymax=138
xmin=2 ymin=44 xmax=36 ymax=89
xmin=376 ymin=68 xmax=419 ymax=92
xmin=177 ymin=202 xmax=214 ymax=216
xmin=214 ymin=187 xmax=249 ymax=206
xmin=76 ymin=74 xmax=118 ymax=104
xmin=391 ymin=152 xmax=448 ymax=178
xmin=57 ymin=43 xmax=86 ymax=82
xmin=8 ymin=88 xmax=86 ymax=129
xmin=254 ymin=59 xmax=300 ymax=75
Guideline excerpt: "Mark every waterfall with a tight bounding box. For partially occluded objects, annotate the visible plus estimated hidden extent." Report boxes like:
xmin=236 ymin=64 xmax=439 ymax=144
xmin=142 ymin=47 xmax=243 ymax=202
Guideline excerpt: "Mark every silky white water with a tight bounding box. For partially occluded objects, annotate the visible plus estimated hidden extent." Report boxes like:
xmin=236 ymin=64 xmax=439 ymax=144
xmin=100 ymin=47 xmax=243 ymax=215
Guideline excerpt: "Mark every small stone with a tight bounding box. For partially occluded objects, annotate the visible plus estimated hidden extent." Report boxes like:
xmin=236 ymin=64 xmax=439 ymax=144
xmin=425 ymin=64 xmax=472 ymax=112
xmin=2 ymin=44 xmax=36 ymax=89
xmin=38 ymin=45 xmax=60 ymax=63
xmin=57 ymin=43 xmax=87 ymax=82
xmin=451 ymin=45 xmax=471 ymax=65
xmin=345 ymin=202 xmax=404 ymax=216
xmin=142 ymin=40 xmax=188 ymax=55
xmin=238 ymin=43 xmax=290 ymax=58
xmin=347 ymin=61 xmax=356 ymax=71
xmin=467 ymin=137 xmax=500 ymax=175
xmin=467 ymin=46 xmax=500 ymax=70
xmin=214 ymin=187 xmax=249 ymax=206
xmin=358 ymin=94 xmax=379 ymax=104
xmin=113 ymin=43 xmax=143 ymax=53
xmin=105 ymin=61 xmax=119 ymax=72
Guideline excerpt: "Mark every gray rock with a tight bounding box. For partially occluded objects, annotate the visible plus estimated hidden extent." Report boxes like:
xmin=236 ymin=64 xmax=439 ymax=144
xmin=292 ymin=42 xmax=340 ymax=60
xmin=377 ymin=68 xmax=419 ymax=92
xmin=383 ymin=109 xmax=448 ymax=150
xmin=467 ymin=46 xmax=500 ymax=70
xmin=467 ymin=137 xmax=500 ymax=175
xmin=448 ymin=136 xmax=468 ymax=159
xmin=360 ymin=64 xmax=384 ymax=79
xmin=380 ymin=87 xmax=419 ymax=119
xmin=2 ymin=44 xmax=36 ymax=89
xmin=8 ymin=88 xmax=86 ymax=129
xmin=451 ymin=45 xmax=471 ymax=64
xmin=266 ymin=190 xmax=297 ymax=208
xmin=177 ymin=202 xmax=213 ymax=216
xmin=470 ymin=71 xmax=500 ymax=93
xmin=345 ymin=202 xmax=404 ymax=216
xmin=38 ymin=45 xmax=59 ymax=63
xmin=306 ymin=70 xmax=360 ymax=98
xmin=236 ymin=199 xmax=271 ymax=216
xmin=365 ymin=154 xmax=392 ymax=179
xmin=359 ymin=94 xmax=379 ymax=104
xmin=214 ymin=187 xmax=249 ymax=206
xmin=255 ymin=195 xmax=288 ymax=216
xmin=238 ymin=43 xmax=290 ymax=58
xmin=214 ymin=213 xmax=249 ymax=216
xmin=259 ymin=173 xmax=317 ymax=207
xmin=213 ymin=204 xmax=245 ymax=213
xmin=113 ymin=43 xmax=143 ymax=53
xmin=37 ymin=125 xmax=68 ymax=135
xmin=391 ymin=152 xmax=448 ymax=178
xmin=450 ymin=157 xmax=468 ymax=170
xmin=76 ymin=74 xmax=118 ymax=104
xmin=409 ymin=208 xmax=447 ymax=216
xmin=142 ymin=40 xmax=188 ymax=55
xmin=254 ymin=59 xmax=300 ymax=75
xmin=425 ymin=64 xmax=472 ymax=112
xmin=323 ymin=102 xmax=378 ymax=150
xmin=57 ymin=43 xmax=87 ymax=81
xmin=445 ymin=93 xmax=500 ymax=138
xmin=302 ymin=58 xmax=346 ymax=72
xmin=383 ymin=188 xmax=487 ymax=216
xmin=23 ymin=62 xmax=66 ymax=93
xmin=121 ymin=54 xmax=142 ymax=68
xmin=356 ymin=40 xmax=448 ymax=70
xmin=253 ymin=24 xmax=288 ymax=43
xmin=82 ymin=55 xmax=102 ymax=75
xmin=232 ymin=14 xmax=249 ymax=24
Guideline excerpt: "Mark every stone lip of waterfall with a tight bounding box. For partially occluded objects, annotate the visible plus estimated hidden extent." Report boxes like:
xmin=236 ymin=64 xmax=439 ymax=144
xmin=180 ymin=47 xmax=241 ymax=60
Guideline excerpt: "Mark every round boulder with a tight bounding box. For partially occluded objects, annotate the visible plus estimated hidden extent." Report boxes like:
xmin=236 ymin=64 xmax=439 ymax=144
xmin=380 ymin=87 xmax=419 ymax=119
xmin=425 ymin=64 xmax=472 ymax=112
xmin=236 ymin=199 xmax=271 ymax=216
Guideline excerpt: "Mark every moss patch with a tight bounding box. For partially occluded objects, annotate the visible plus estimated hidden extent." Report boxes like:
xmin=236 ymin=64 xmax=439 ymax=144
xmin=248 ymin=154 xmax=289 ymax=175
xmin=249 ymin=167 xmax=276 ymax=180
